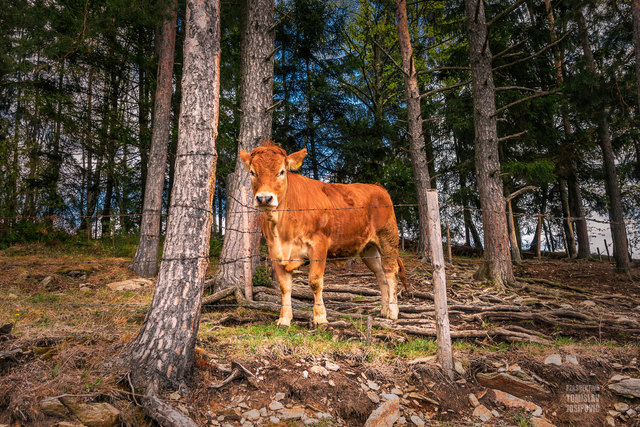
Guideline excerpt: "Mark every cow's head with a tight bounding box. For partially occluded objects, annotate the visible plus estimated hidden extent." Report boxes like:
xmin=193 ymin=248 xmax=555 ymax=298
xmin=239 ymin=141 xmax=307 ymax=209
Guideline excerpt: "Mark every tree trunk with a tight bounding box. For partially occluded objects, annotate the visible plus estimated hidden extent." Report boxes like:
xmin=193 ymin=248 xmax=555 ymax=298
xmin=545 ymin=0 xmax=590 ymax=258
xmin=576 ymin=9 xmax=630 ymax=273
xmin=132 ymin=0 xmax=178 ymax=277
xmin=633 ymin=0 xmax=640 ymax=113
xmin=125 ymin=0 xmax=221 ymax=391
xmin=558 ymin=179 xmax=576 ymax=258
xmin=212 ymin=0 xmax=274 ymax=293
xmin=464 ymin=0 xmax=514 ymax=288
xmin=395 ymin=0 xmax=432 ymax=257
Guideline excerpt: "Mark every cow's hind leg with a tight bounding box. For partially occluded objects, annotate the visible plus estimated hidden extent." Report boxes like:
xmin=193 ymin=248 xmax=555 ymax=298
xmin=273 ymin=262 xmax=293 ymax=327
xmin=361 ymin=245 xmax=394 ymax=319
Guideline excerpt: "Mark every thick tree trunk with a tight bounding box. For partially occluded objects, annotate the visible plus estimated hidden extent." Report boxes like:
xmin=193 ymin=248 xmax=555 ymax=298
xmin=212 ymin=0 xmax=274 ymax=293
xmin=132 ymin=0 xmax=178 ymax=277
xmin=464 ymin=0 xmax=514 ymax=288
xmin=577 ymin=10 xmax=630 ymax=273
xmin=125 ymin=0 xmax=221 ymax=390
xmin=545 ymin=0 xmax=590 ymax=258
xmin=633 ymin=0 xmax=640 ymax=113
xmin=395 ymin=0 xmax=432 ymax=257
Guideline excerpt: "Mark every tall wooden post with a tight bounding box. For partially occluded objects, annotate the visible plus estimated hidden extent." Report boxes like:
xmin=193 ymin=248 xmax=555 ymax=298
xmin=445 ymin=221 xmax=452 ymax=265
xmin=425 ymin=190 xmax=454 ymax=380
xmin=536 ymin=213 xmax=542 ymax=259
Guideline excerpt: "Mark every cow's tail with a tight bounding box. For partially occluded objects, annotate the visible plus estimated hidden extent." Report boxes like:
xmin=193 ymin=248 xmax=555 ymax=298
xmin=397 ymin=257 xmax=411 ymax=295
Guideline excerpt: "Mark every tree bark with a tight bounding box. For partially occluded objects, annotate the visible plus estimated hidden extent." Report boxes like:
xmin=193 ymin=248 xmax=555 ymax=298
xmin=576 ymin=9 xmax=630 ymax=273
xmin=558 ymin=179 xmax=576 ymax=258
xmin=395 ymin=0 xmax=432 ymax=257
xmin=212 ymin=0 xmax=275 ymax=293
xmin=544 ymin=0 xmax=589 ymax=259
xmin=464 ymin=0 xmax=514 ymax=288
xmin=124 ymin=0 xmax=221 ymax=389
xmin=133 ymin=0 xmax=178 ymax=277
xmin=633 ymin=0 xmax=640 ymax=114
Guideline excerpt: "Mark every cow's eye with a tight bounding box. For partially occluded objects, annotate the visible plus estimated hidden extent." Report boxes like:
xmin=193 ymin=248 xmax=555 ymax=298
xmin=278 ymin=169 xmax=285 ymax=177
xmin=250 ymin=170 xmax=256 ymax=178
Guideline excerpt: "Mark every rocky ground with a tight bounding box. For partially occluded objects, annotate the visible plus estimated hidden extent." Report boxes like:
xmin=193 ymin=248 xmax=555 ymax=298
xmin=0 ymin=244 xmax=639 ymax=426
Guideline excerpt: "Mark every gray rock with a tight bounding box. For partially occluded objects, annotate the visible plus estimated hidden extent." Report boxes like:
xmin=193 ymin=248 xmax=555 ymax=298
xmin=472 ymin=405 xmax=492 ymax=422
xmin=325 ymin=361 xmax=339 ymax=371
xmin=279 ymin=407 xmax=306 ymax=420
xmin=565 ymin=354 xmax=579 ymax=366
xmin=304 ymin=418 xmax=319 ymax=425
xmin=309 ymin=365 xmax=329 ymax=377
xmin=274 ymin=392 xmax=285 ymax=401
xmin=259 ymin=407 xmax=267 ymax=417
xmin=608 ymin=378 xmax=640 ymax=398
xmin=316 ymin=412 xmax=331 ymax=419
xmin=380 ymin=393 xmax=399 ymax=401
xmin=367 ymin=380 xmax=380 ymax=391
xmin=391 ymin=388 xmax=402 ymax=396
xmin=367 ymin=391 xmax=380 ymax=404
xmin=454 ymin=360 xmax=466 ymax=376
xmin=544 ymin=354 xmax=562 ymax=366
xmin=396 ymin=416 xmax=407 ymax=424
xmin=269 ymin=401 xmax=284 ymax=411
xmin=614 ymin=403 xmax=629 ymax=413
xmin=468 ymin=394 xmax=480 ymax=408
xmin=410 ymin=415 xmax=425 ymax=426
xmin=40 ymin=398 xmax=70 ymax=418
xmin=364 ymin=397 xmax=400 ymax=427
xmin=58 ymin=397 xmax=120 ymax=427
xmin=269 ymin=417 xmax=280 ymax=424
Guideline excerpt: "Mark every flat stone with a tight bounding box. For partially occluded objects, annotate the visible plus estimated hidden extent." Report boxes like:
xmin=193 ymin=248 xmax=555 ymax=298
xmin=531 ymin=417 xmax=556 ymax=427
xmin=608 ymin=378 xmax=640 ymax=398
xmin=59 ymin=397 xmax=120 ymax=427
xmin=279 ymin=407 xmax=306 ymax=420
xmin=243 ymin=409 xmax=260 ymax=420
xmin=491 ymin=389 xmax=542 ymax=413
xmin=303 ymin=370 xmax=308 ymax=378
xmin=544 ymin=354 xmax=562 ymax=366
xmin=269 ymin=401 xmax=284 ymax=411
xmin=367 ymin=380 xmax=380 ymax=391
xmin=410 ymin=415 xmax=425 ymax=426
xmin=476 ymin=372 xmax=551 ymax=399
xmin=468 ymin=394 xmax=480 ymax=408
xmin=614 ymin=403 xmax=629 ymax=412
xmin=364 ymin=397 xmax=400 ymax=427
xmin=40 ymin=276 xmax=53 ymax=287
xmin=309 ymin=365 xmax=329 ymax=377
xmin=380 ymin=393 xmax=399 ymax=401
xmin=472 ymin=405 xmax=492 ymax=422
xmin=105 ymin=278 xmax=153 ymax=291
xmin=627 ymin=408 xmax=637 ymax=417
xmin=40 ymin=398 xmax=70 ymax=418
xmin=606 ymin=416 xmax=616 ymax=426
xmin=454 ymin=360 xmax=466 ymax=376
xmin=316 ymin=412 xmax=331 ymax=419
xmin=274 ymin=392 xmax=285 ymax=401
xmin=259 ymin=407 xmax=268 ymax=417
xmin=391 ymin=388 xmax=402 ymax=395
xmin=325 ymin=361 xmax=339 ymax=371
xmin=269 ymin=417 xmax=280 ymax=424
xmin=366 ymin=391 xmax=380 ymax=404
xmin=565 ymin=354 xmax=579 ymax=366
xmin=304 ymin=418 xmax=319 ymax=425
xmin=396 ymin=416 xmax=407 ymax=424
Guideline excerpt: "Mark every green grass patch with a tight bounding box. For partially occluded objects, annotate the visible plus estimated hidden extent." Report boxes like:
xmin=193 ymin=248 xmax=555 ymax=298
xmin=393 ymin=338 xmax=437 ymax=358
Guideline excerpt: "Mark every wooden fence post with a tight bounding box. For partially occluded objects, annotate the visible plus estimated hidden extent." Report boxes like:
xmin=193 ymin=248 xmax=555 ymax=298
xmin=536 ymin=213 xmax=542 ymax=260
xmin=604 ymin=239 xmax=611 ymax=261
xmin=597 ymin=247 xmax=602 ymax=261
xmin=445 ymin=221 xmax=452 ymax=265
xmin=425 ymin=190 xmax=454 ymax=380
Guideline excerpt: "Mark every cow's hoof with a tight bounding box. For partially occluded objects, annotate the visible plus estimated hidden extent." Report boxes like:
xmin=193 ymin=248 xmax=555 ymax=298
xmin=313 ymin=316 xmax=328 ymax=327
xmin=381 ymin=305 xmax=390 ymax=318
xmin=277 ymin=318 xmax=292 ymax=327
xmin=387 ymin=305 xmax=399 ymax=321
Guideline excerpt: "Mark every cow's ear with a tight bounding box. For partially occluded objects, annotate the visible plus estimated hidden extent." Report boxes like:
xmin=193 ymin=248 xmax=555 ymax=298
xmin=286 ymin=148 xmax=307 ymax=171
xmin=239 ymin=150 xmax=251 ymax=171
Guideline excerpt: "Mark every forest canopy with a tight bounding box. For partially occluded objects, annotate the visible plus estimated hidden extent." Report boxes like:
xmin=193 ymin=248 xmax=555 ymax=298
xmin=1 ymin=0 xmax=639 ymax=261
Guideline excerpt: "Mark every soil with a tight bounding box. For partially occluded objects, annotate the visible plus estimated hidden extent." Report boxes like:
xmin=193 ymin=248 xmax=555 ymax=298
xmin=0 ymin=245 xmax=639 ymax=426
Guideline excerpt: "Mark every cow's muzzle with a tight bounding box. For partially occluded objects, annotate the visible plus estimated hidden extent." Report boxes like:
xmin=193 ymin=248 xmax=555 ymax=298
xmin=255 ymin=192 xmax=278 ymax=208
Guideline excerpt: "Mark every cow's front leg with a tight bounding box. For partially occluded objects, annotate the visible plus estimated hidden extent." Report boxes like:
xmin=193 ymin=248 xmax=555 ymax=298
xmin=309 ymin=245 xmax=328 ymax=327
xmin=273 ymin=262 xmax=293 ymax=327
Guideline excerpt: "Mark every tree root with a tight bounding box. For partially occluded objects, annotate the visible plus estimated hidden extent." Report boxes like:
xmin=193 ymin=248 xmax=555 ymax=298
xmin=141 ymin=379 xmax=198 ymax=427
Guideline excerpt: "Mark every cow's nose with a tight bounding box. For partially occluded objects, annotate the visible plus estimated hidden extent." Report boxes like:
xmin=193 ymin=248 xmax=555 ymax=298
xmin=256 ymin=194 xmax=273 ymax=205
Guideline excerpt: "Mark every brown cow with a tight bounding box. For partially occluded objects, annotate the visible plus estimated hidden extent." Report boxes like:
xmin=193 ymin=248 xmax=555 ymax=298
xmin=240 ymin=141 xmax=407 ymax=327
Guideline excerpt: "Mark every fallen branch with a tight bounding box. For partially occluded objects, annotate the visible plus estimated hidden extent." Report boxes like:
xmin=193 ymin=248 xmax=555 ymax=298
xmin=209 ymin=361 xmax=258 ymax=389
